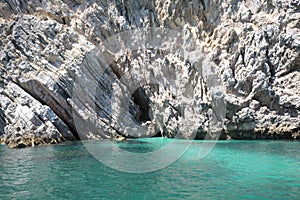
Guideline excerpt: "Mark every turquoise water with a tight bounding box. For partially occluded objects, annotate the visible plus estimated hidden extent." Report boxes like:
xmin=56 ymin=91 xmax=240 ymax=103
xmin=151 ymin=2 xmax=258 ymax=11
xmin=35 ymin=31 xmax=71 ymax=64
xmin=0 ymin=138 xmax=299 ymax=199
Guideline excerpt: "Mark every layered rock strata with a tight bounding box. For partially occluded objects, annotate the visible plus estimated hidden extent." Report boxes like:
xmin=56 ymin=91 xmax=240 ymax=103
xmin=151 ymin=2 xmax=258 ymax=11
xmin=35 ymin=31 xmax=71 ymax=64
xmin=0 ymin=0 xmax=299 ymax=147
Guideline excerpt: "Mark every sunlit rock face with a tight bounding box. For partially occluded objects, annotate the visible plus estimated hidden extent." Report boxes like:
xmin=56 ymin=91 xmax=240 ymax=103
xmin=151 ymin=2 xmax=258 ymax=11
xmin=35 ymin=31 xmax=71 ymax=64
xmin=0 ymin=0 xmax=299 ymax=147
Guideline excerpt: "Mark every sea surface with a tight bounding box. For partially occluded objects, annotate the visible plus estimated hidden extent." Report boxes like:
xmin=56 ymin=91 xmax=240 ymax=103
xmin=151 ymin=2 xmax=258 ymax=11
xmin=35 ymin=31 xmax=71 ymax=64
xmin=0 ymin=138 xmax=299 ymax=199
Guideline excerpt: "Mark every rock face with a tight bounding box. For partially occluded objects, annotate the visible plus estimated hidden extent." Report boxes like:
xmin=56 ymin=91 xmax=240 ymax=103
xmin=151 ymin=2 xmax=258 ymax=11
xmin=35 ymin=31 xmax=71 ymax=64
xmin=0 ymin=0 xmax=299 ymax=147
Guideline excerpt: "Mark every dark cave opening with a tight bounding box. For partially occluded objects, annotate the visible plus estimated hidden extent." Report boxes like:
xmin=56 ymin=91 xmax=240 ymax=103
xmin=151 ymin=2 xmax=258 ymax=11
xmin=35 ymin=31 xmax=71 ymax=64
xmin=130 ymin=84 xmax=159 ymax=124
xmin=131 ymin=86 xmax=152 ymax=124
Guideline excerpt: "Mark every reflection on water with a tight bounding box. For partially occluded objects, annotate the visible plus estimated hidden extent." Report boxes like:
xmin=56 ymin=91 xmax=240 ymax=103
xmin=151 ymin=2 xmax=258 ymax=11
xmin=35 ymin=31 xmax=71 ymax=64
xmin=0 ymin=139 xmax=299 ymax=200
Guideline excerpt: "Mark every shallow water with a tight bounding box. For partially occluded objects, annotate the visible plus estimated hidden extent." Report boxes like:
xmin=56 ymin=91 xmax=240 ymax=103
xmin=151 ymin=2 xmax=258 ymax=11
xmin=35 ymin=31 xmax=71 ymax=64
xmin=0 ymin=138 xmax=299 ymax=199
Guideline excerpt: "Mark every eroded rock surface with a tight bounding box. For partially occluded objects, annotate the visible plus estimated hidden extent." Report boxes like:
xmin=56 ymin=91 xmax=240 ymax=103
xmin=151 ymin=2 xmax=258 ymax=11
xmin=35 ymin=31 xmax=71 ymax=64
xmin=0 ymin=0 xmax=299 ymax=147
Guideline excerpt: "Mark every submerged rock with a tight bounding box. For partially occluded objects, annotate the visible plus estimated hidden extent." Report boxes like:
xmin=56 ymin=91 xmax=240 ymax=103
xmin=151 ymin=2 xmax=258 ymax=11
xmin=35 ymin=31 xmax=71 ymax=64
xmin=0 ymin=0 xmax=299 ymax=147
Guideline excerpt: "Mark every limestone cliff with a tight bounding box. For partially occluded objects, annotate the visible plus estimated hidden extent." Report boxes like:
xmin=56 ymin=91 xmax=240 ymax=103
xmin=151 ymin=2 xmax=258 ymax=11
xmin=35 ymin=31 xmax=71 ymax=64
xmin=0 ymin=0 xmax=299 ymax=148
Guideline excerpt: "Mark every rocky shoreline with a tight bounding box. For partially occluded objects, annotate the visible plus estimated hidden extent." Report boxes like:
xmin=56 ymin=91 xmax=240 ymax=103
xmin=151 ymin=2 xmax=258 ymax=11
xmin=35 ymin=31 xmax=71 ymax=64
xmin=0 ymin=0 xmax=299 ymax=148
